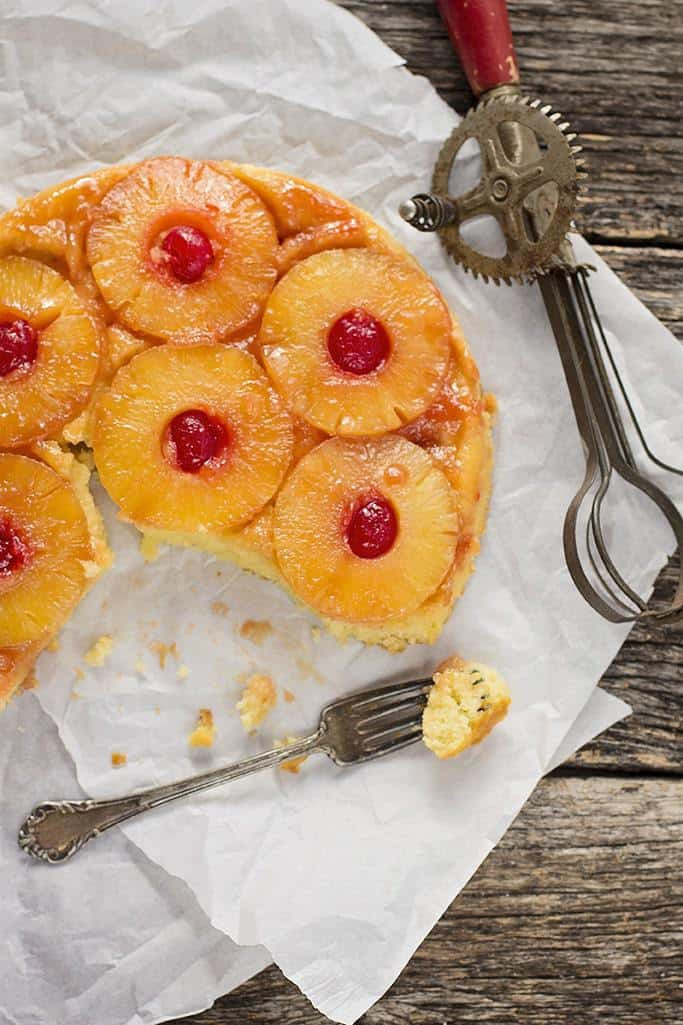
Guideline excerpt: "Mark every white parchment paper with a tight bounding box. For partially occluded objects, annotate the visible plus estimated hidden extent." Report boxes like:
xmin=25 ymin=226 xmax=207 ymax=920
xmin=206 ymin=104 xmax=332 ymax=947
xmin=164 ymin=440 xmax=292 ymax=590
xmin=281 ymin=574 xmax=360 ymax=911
xmin=0 ymin=686 xmax=625 ymax=1025
xmin=0 ymin=1 xmax=680 ymax=1022
xmin=0 ymin=694 xmax=271 ymax=1025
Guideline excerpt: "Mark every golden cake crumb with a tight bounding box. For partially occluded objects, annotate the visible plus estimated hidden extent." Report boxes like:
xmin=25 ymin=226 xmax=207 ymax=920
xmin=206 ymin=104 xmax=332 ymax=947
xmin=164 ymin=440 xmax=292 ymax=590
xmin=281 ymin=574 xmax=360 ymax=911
xmin=188 ymin=708 xmax=215 ymax=747
xmin=111 ymin=751 xmax=127 ymax=767
xmin=295 ymin=657 xmax=324 ymax=683
xmin=46 ymin=637 xmax=60 ymax=653
xmin=134 ymin=658 xmax=145 ymax=674
xmin=211 ymin=600 xmax=230 ymax=617
xmin=237 ymin=673 xmax=277 ymax=731
xmin=74 ymin=666 xmax=85 ymax=681
xmin=140 ymin=534 xmax=160 ymax=562
xmin=484 ymin=392 xmax=498 ymax=416
xmin=239 ymin=619 xmax=272 ymax=645
xmin=177 ymin=664 xmax=190 ymax=680
xmin=21 ymin=671 xmax=39 ymax=692
xmin=85 ymin=635 xmax=114 ymax=667
xmin=283 ymin=689 xmax=295 ymax=703
xmin=151 ymin=641 xmax=178 ymax=670
xmin=422 ymin=657 xmax=510 ymax=760
xmin=276 ymin=735 xmax=308 ymax=774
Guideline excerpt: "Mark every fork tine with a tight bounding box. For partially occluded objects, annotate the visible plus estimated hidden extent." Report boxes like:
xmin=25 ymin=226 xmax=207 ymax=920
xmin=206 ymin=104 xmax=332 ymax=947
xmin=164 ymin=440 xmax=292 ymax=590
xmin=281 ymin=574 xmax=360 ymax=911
xmin=356 ymin=700 xmax=428 ymax=736
xmin=361 ymin=721 xmax=424 ymax=757
xmin=346 ymin=678 xmax=432 ymax=715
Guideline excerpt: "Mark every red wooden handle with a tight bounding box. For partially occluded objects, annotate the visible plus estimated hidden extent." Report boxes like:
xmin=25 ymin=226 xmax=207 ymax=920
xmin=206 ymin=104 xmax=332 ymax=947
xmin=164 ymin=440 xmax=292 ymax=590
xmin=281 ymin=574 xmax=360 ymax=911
xmin=436 ymin=0 xmax=520 ymax=95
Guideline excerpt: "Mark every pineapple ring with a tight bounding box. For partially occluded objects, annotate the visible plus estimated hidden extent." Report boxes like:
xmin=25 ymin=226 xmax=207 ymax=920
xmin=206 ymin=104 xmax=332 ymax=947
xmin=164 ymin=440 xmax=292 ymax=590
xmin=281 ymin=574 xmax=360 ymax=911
xmin=0 ymin=256 xmax=100 ymax=448
xmin=93 ymin=344 xmax=294 ymax=533
xmin=87 ymin=157 xmax=278 ymax=344
xmin=0 ymin=454 xmax=94 ymax=647
xmin=259 ymin=249 xmax=452 ymax=436
xmin=273 ymin=436 xmax=459 ymax=623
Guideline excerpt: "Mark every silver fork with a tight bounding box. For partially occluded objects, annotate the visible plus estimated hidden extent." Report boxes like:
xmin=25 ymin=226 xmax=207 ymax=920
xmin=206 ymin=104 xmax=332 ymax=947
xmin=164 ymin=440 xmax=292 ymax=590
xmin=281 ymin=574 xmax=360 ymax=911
xmin=18 ymin=676 xmax=432 ymax=863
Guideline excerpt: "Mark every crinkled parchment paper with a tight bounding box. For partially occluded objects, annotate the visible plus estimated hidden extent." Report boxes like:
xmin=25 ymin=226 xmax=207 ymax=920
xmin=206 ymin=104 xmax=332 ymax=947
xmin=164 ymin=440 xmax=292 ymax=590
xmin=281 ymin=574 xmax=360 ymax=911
xmin=2 ymin=1 xmax=680 ymax=1023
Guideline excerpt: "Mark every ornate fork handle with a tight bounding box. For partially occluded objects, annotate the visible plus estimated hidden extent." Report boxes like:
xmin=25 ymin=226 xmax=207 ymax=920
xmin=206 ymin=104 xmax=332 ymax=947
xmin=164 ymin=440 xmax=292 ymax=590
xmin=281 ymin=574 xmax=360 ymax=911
xmin=19 ymin=731 xmax=324 ymax=863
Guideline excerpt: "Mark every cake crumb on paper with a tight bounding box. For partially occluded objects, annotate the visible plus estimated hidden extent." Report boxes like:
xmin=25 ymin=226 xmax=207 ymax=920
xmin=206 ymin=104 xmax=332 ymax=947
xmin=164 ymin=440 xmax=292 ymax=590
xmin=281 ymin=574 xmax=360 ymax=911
xmin=111 ymin=751 xmax=127 ymax=767
xmin=188 ymin=708 xmax=215 ymax=748
xmin=134 ymin=658 xmax=146 ymax=674
xmin=237 ymin=673 xmax=276 ymax=732
xmin=283 ymin=689 xmax=295 ymax=703
xmin=151 ymin=641 xmax=178 ymax=670
xmin=296 ymin=657 xmax=324 ymax=684
xmin=21 ymin=671 xmax=39 ymax=692
xmin=74 ymin=667 xmax=85 ymax=682
xmin=211 ymin=600 xmax=230 ymax=617
xmin=276 ymin=735 xmax=308 ymax=774
xmin=140 ymin=535 xmax=160 ymax=562
xmin=239 ymin=619 xmax=272 ymax=645
xmin=177 ymin=664 xmax=190 ymax=680
xmin=46 ymin=637 xmax=60 ymax=653
xmin=85 ymin=635 xmax=114 ymax=667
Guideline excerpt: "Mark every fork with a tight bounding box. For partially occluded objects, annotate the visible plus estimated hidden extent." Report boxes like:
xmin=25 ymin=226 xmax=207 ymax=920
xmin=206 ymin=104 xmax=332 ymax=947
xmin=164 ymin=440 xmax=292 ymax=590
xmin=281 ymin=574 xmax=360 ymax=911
xmin=18 ymin=676 xmax=432 ymax=863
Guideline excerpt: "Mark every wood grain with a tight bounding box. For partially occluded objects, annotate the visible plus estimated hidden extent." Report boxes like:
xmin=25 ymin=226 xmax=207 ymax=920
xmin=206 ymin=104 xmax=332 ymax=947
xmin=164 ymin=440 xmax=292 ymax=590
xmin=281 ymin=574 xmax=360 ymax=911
xmin=569 ymin=553 xmax=682 ymax=773
xmin=341 ymin=0 xmax=683 ymax=244
xmin=172 ymin=776 xmax=683 ymax=1025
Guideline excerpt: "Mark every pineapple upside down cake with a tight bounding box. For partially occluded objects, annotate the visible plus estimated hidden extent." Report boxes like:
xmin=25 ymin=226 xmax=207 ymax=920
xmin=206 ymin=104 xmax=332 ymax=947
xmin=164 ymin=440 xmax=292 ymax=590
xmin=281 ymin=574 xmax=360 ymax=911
xmin=0 ymin=157 xmax=495 ymax=708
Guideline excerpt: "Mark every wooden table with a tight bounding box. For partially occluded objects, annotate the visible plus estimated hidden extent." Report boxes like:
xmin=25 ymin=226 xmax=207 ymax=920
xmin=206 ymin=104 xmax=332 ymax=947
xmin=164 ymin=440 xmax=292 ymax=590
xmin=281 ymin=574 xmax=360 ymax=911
xmin=173 ymin=3 xmax=682 ymax=1022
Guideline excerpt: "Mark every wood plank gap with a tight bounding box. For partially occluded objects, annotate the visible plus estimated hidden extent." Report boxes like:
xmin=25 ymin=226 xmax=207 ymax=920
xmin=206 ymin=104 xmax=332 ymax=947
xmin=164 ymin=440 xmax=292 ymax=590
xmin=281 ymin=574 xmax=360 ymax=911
xmin=584 ymin=232 xmax=683 ymax=251
xmin=553 ymin=765 xmax=683 ymax=781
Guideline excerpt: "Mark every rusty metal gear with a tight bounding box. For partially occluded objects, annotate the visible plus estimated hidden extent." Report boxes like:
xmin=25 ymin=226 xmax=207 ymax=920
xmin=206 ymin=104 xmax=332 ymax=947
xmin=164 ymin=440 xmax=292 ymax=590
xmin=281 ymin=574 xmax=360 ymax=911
xmin=429 ymin=94 xmax=584 ymax=284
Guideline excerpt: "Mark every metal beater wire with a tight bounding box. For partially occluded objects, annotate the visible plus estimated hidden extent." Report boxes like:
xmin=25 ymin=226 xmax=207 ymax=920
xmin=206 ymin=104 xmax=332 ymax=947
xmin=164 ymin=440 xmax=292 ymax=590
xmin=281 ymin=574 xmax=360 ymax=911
xmin=578 ymin=269 xmax=683 ymax=477
xmin=543 ymin=267 xmax=683 ymax=624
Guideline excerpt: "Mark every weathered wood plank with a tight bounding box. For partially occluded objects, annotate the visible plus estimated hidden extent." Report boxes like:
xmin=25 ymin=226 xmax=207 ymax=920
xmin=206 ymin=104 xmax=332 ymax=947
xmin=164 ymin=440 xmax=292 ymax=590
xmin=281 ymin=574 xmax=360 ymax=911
xmin=171 ymin=775 xmax=683 ymax=1025
xmin=568 ymin=554 xmax=682 ymax=772
xmin=338 ymin=0 xmax=683 ymax=244
xmin=593 ymin=245 xmax=683 ymax=340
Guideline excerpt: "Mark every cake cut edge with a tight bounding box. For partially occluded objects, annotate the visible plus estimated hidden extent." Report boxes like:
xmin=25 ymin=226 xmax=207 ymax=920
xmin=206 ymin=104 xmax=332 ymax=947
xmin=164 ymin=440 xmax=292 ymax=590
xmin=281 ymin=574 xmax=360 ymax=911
xmin=0 ymin=442 xmax=112 ymax=708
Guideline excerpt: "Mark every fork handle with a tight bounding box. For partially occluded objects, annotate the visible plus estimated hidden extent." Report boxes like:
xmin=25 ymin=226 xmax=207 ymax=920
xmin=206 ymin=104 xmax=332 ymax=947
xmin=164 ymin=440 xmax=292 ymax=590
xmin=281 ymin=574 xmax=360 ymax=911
xmin=18 ymin=731 xmax=324 ymax=864
xmin=437 ymin=0 xmax=520 ymax=95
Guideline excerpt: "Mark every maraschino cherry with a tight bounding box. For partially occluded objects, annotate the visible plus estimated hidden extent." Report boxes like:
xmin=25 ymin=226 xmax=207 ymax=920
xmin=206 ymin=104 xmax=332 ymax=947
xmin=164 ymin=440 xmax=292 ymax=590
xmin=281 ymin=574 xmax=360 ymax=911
xmin=347 ymin=495 xmax=397 ymax=558
xmin=328 ymin=308 xmax=390 ymax=375
xmin=0 ymin=518 xmax=30 ymax=576
xmin=167 ymin=409 xmax=228 ymax=473
xmin=0 ymin=319 xmax=38 ymax=377
xmin=161 ymin=226 xmax=214 ymax=284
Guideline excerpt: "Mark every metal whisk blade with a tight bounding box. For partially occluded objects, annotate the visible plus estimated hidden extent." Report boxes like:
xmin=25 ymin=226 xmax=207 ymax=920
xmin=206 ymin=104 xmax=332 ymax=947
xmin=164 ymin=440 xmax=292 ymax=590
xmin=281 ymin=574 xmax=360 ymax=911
xmin=540 ymin=266 xmax=683 ymax=625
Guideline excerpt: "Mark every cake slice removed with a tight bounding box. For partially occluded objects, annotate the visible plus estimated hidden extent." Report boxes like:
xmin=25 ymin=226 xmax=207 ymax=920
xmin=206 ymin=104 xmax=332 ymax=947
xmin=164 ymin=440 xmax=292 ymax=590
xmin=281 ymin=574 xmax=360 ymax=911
xmin=422 ymin=656 xmax=510 ymax=759
xmin=0 ymin=156 xmax=495 ymax=691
